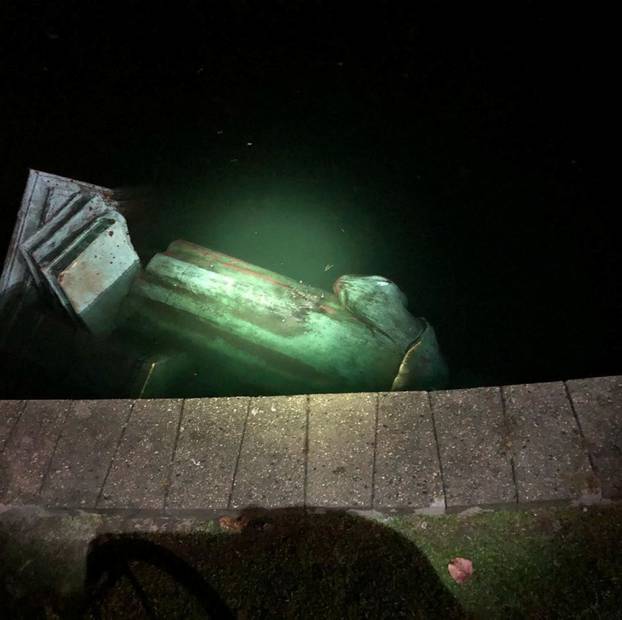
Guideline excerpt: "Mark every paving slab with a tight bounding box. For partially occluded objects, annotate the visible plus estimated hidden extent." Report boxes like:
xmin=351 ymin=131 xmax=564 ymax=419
xmin=374 ymin=391 xmax=444 ymax=511
xmin=167 ymin=397 xmax=249 ymax=510
xmin=0 ymin=400 xmax=71 ymax=503
xmin=431 ymin=387 xmax=516 ymax=508
xmin=40 ymin=400 xmax=133 ymax=508
xmin=231 ymin=395 xmax=306 ymax=509
xmin=0 ymin=400 xmax=25 ymax=451
xmin=503 ymin=382 xmax=596 ymax=502
xmin=566 ymin=376 xmax=622 ymax=498
xmin=98 ymin=399 xmax=182 ymax=510
xmin=307 ymin=392 xmax=376 ymax=508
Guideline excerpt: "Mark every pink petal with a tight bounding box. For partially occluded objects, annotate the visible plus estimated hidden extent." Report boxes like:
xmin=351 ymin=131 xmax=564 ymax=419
xmin=448 ymin=557 xmax=473 ymax=584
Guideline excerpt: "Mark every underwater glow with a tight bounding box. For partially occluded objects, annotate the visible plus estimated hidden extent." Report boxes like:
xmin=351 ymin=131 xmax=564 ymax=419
xmin=166 ymin=180 xmax=379 ymax=289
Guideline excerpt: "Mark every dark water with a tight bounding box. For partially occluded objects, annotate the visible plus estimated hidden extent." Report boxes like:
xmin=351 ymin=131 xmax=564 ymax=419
xmin=1 ymin=3 xmax=619 ymax=390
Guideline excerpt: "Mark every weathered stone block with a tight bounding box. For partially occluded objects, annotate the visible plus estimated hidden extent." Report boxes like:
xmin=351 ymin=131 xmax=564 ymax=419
xmin=374 ymin=391 xmax=444 ymax=511
xmin=431 ymin=387 xmax=516 ymax=508
xmin=504 ymin=382 xmax=595 ymax=502
xmin=566 ymin=376 xmax=622 ymax=498
xmin=98 ymin=399 xmax=181 ymax=509
xmin=0 ymin=400 xmax=71 ymax=503
xmin=167 ymin=397 xmax=249 ymax=509
xmin=307 ymin=392 xmax=376 ymax=508
xmin=231 ymin=395 xmax=306 ymax=509
xmin=41 ymin=400 xmax=133 ymax=508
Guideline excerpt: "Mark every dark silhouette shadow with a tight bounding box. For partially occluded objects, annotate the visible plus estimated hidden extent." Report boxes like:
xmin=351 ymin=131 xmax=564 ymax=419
xmin=80 ymin=507 xmax=465 ymax=619
xmin=84 ymin=536 xmax=235 ymax=619
xmin=6 ymin=504 xmax=622 ymax=617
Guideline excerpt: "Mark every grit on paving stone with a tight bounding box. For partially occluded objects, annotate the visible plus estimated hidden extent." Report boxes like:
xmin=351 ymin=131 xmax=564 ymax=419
xmin=167 ymin=397 xmax=249 ymax=510
xmin=503 ymin=382 xmax=596 ymax=502
xmin=566 ymin=376 xmax=622 ymax=498
xmin=40 ymin=400 xmax=134 ymax=508
xmin=230 ymin=395 xmax=306 ymax=509
xmin=98 ymin=399 xmax=182 ymax=510
xmin=306 ymin=392 xmax=376 ymax=508
xmin=374 ymin=391 xmax=444 ymax=511
xmin=0 ymin=400 xmax=24 ymax=451
xmin=431 ymin=387 xmax=516 ymax=508
xmin=0 ymin=400 xmax=72 ymax=504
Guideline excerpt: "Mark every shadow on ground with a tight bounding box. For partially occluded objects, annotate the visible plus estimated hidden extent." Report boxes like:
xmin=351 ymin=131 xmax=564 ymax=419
xmin=1 ymin=507 xmax=465 ymax=619
xmin=5 ymin=504 xmax=621 ymax=618
xmin=82 ymin=508 xmax=465 ymax=619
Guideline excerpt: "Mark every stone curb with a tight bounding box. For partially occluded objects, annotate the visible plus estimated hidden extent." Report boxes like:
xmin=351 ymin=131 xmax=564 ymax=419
xmin=1 ymin=376 xmax=620 ymax=515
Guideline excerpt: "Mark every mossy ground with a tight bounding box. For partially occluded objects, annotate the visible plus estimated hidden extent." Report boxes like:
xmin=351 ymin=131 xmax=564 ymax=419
xmin=389 ymin=504 xmax=622 ymax=618
xmin=80 ymin=503 xmax=622 ymax=619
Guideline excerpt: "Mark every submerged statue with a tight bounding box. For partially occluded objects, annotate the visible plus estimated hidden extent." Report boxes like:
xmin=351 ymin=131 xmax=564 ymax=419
xmin=0 ymin=170 xmax=448 ymax=398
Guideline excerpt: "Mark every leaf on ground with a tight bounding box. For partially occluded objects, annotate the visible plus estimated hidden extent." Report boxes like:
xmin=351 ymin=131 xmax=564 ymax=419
xmin=218 ymin=515 xmax=249 ymax=532
xmin=218 ymin=514 xmax=273 ymax=533
xmin=448 ymin=557 xmax=473 ymax=584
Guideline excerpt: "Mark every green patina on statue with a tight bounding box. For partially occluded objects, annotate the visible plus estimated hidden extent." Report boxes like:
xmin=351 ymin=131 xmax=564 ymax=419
xmin=0 ymin=171 xmax=448 ymax=398
xmin=121 ymin=240 xmax=449 ymax=396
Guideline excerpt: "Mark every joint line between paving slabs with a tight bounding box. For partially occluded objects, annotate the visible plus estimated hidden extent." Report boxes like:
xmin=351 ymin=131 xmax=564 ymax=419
xmin=499 ymin=387 xmax=519 ymax=504
xmin=96 ymin=400 xmax=136 ymax=508
xmin=39 ymin=401 xmax=74 ymax=496
xmin=0 ymin=399 xmax=28 ymax=455
xmin=370 ymin=392 xmax=379 ymax=509
xmin=228 ymin=397 xmax=251 ymax=509
xmin=164 ymin=399 xmax=186 ymax=510
xmin=427 ymin=391 xmax=447 ymax=511
xmin=563 ymin=381 xmax=596 ymax=472
xmin=303 ymin=394 xmax=310 ymax=507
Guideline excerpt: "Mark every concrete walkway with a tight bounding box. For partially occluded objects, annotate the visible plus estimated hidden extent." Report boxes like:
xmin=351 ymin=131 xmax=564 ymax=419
xmin=1 ymin=376 xmax=620 ymax=515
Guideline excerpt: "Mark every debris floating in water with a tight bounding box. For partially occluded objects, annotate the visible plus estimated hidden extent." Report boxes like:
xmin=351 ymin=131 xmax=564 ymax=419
xmin=324 ymin=264 xmax=334 ymax=271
